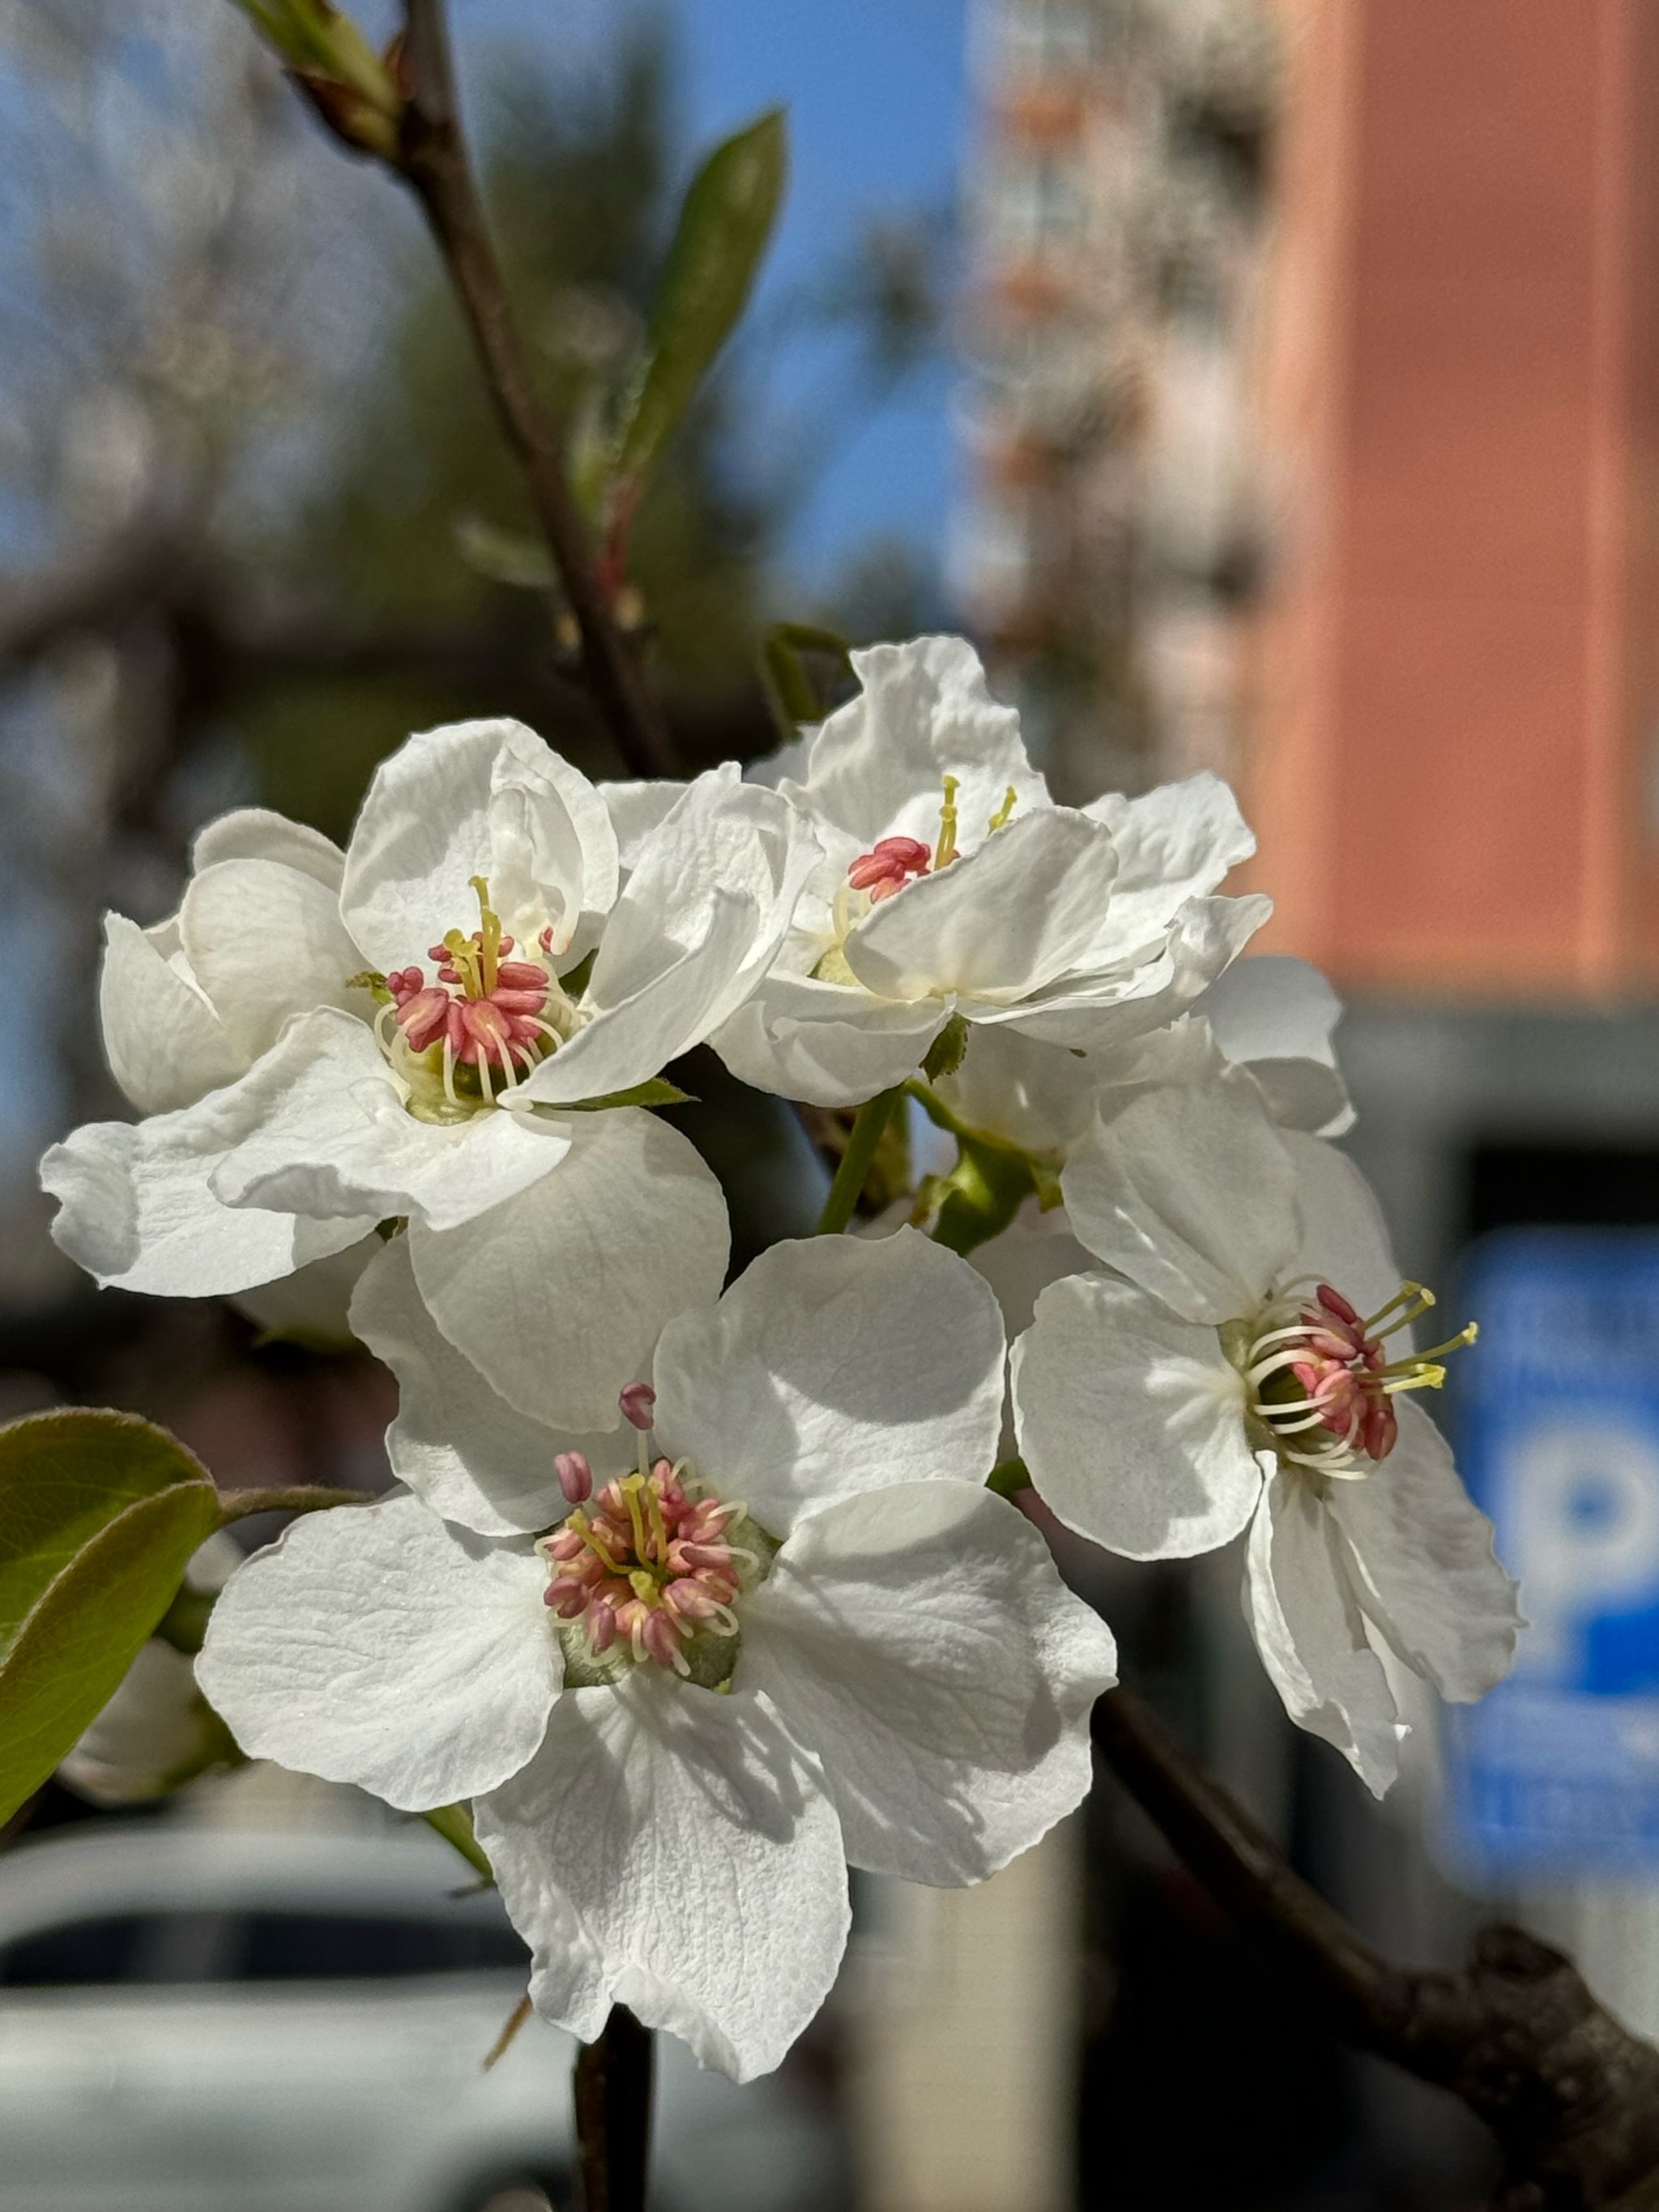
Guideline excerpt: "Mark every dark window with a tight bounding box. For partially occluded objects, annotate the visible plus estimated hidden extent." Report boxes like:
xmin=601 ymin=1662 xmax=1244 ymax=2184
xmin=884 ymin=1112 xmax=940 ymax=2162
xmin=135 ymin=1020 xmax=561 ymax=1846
xmin=0 ymin=1910 xmax=232 ymax=1985
xmin=1467 ymin=1141 xmax=1659 ymax=1238
xmin=234 ymin=1910 xmax=528 ymax=1982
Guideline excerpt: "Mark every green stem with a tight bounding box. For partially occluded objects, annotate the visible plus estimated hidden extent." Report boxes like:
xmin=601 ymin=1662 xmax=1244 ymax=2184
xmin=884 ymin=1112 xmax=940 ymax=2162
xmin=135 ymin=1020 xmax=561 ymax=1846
xmin=215 ymin=1485 xmax=370 ymax=1526
xmin=815 ymin=1087 xmax=903 ymax=1236
xmin=421 ymin=1802 xmax=494 ymax=1883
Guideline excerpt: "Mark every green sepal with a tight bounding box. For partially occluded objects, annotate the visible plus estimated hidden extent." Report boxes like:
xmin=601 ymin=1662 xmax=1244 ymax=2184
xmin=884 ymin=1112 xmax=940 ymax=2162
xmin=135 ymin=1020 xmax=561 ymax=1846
xmin=919 ymin=1133 xmax=1039 ymax=1258
xmin=0 ymin=1411 xmax=222 ymax=1824
xmin=987 ymin=1456 xmax=1033 ymax=1499
xmin=345 ymin=970 xmax=392 ymax=1008
xmin=454 ymin=515 xmax=558 ymax=592
xmin=921 ymin=1013 xmax=970 ymax=1084
xmin=421 ymin=1803 xmax=494 ymax=1884
xmin=555 ymin=1078 xmax=695 ymax=1113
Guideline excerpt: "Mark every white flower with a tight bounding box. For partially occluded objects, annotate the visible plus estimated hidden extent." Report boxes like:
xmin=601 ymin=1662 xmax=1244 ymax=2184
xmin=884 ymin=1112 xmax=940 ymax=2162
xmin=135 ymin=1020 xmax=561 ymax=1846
xmin=198 ymin=1232 xmax=1117 ymax=2078
xmin=41 ymin=719 xmax=815 ymax=1427
xmin=713 ymin=635 xmax=1269 ymax=1106
xmin=1010 ymin=1070 xmax=1520 ymax=1794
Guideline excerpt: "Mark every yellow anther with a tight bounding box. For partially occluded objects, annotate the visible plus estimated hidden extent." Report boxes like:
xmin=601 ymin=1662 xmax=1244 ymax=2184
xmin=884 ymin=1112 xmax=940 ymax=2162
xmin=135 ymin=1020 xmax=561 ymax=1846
xmin=469 ymin=876 xmax=504 ymax=993
xmin=628 ymin=1569 xmax=659 ymax=1603
xmin=935 ymin=775 xmax=961 ymax=868
xmin=987 ymin=784 xmax=1017 ymax=832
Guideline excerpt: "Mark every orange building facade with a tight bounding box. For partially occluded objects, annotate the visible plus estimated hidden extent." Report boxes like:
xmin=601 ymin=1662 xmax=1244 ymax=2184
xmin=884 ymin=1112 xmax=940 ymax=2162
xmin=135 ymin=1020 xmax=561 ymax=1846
xmin=1247 ymin=0 xmax=1659 ymax=997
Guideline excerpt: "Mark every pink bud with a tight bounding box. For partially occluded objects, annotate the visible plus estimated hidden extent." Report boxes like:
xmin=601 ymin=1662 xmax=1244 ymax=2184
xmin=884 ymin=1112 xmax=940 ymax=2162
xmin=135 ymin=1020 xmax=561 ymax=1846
xmin=555 ymin=1450 xmax=593 ymax=1505
xmin=619 ymin=1382 xmax=656 ymax=1432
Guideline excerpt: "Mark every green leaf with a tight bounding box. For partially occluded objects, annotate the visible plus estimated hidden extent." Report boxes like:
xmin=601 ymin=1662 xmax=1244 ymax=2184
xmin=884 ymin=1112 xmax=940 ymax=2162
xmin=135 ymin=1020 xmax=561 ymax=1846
xmin=759 ymin=621 xmax=857 ymax=738
xmin=921 ymin=1013 xmax=970 ymax=1084
xmin=557 ymin=1078 xmax=695 ymax=1112
xmin=613 ymin=109 xmax=787 ymax=490
xmin=454 ymin=515 xmax=557 ymax=592
xmin=0 ymin=1411 xmax=221 ymax=1824
xmin=987 ymin=1456 xmax=1032 ymax=1500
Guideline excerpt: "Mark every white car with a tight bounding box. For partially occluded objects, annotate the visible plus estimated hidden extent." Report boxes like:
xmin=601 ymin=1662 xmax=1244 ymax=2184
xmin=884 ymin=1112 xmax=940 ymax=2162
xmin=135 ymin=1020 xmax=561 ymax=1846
xmin=0 ymin=1821 xmax=843 ymax=2212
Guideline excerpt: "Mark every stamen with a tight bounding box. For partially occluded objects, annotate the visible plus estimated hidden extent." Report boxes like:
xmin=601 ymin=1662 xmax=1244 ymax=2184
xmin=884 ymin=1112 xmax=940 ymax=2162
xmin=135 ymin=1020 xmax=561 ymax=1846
xmin=987 ymin=784 xmax=1017 ymax=832
xmin=935 ymin=774 xmax=961 ymax=868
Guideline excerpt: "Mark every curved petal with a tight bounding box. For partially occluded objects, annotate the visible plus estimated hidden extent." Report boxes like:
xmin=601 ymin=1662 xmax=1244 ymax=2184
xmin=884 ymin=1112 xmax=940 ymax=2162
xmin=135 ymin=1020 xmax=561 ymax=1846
xmin=352 ymin=1234 xmax=628 ymax=1537
xmin=41 ymin=1100 xmax=377 ymax=1300
xmin=845 ymin=809 xmax=1118 ymax=1005
xmin=1325 ymin=1399 xmax=1521 ymax=1702
xmin=802 ymin=636 xmax=1046 ymax=852
xmin=516 ymin=890 xmax=760 ymax=1108
xmin=196 ymin=1493 xmax=559 ymax=1811
xmin=1085 ymin=771 xmax=1255 ymax=942
xmin=100 ymin=913 xmax=243 ymax=1114
xmin=488 ymin=732 xmax=619 ymax=963
xmin=1243 ymin=1472 xmax=1401 ymax=1796
xmin=1061 ymin=1067 xmax=1299 ymax=1323
xmin=1282 ymin=1134 xmax=1405 ymax=1330
xmin=934 ymin=1023 xmax=1104 ymax=1156
xmin=999 ymin=891 xmax=1273 ymax=1048
xmin=410 ymin=1108 xmax=729 ymax=1434
xmin=207 ymin=1008 xmax=571 ymax=1232
xmin=599 ymin=778 xmax=685 ymax=871
xmin=231 ymin=1235 xmax=377 ymax=1348
xmin=340 ymin=719 xmax=548 ymax=970
xmin=711 ymin=971 xmax=946 ymax=1108
xmin=652 ymin=1231 xmax=1006 ymax=1533
xmin=740 ymin=1480 xmax=1115 ymax=1883
xmin=1199 ymin=954 xmax=1351 ymax=1136
xmin=1013 ymin=1273 xmax=1264 ymax=1559
xmin=181 ymin=858 xmax=363 ymax=1061
xmin=967 ymin=1198 xmax=1096 ymax=1339
xmin=474 ymin=1679 xmax=850 ymax=2081
xmin=191 ymin=808 xmax=345 ymax=890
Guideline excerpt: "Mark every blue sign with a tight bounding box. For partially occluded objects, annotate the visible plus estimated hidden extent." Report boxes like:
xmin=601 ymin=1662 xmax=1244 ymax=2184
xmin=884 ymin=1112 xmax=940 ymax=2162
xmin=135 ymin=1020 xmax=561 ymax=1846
xmin=1445 ymin=1229 xmax=1659 ymax=1877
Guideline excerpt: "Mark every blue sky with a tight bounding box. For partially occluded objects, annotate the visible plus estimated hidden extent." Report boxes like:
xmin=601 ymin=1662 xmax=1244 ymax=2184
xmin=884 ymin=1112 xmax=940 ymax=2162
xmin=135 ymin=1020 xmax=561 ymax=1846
xmin=471 ymin=0 xmax=973 ymax=596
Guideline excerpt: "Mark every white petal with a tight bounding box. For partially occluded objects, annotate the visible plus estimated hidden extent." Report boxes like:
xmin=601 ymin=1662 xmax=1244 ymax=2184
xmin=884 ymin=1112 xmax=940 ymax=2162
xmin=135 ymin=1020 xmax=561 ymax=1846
xmin=743 ymin=732 xmax=813 ymax=792
xmin=352 ymin=1235 xmax=628 ymax=1536
xmin=968 ymin=1198 xmax=1098 ymax=1340
xmin=60 ymin=1641 xmax=224 ymax=1806
xmin=180 ymin=858 xmax=363 ymax=1062
xmin=802 ymin=636 xmax=1046 ymax=852
xmin=1325 ymin=1399 xmax=1521 ymax=1702
xmin=599 ymin=778 xmax=686 ymax=869
xmin=488 ymin=732 xmax=619 ymax=962
xmin=711 ymin=971 xmax=947 ymax=1108
xmin=191 ymin=808 xmax=345 ymax=889
xmin=740 ymin=1480 xmax=1115 ymax=1883
xmin=100 ymin=913 xmax=243 ymax=1113
xmin=196 ymin=1493 xmax=559 ymax=1811
xmin=652 ymin=1230 xmax=1005 ymax=1532
xmin=1199 ymin=954 xmax=1352 ymax=1136
xmin=933 ymin=1023 xmax=1105 ymax=1156
xmin=1085 ymin=771 xmax=1255 ymax=942
xmin=1243 ymin=1472 xmax=1401 ymax=1796
xmin=845 ymin=809 xmax=1119 ymax=1004
xmin=340 ymin=718 xmax=548 ymax=970
xmin=517 ymin=890 xmax=760 ymax=1108
xmin=1282 ymin=1133 xmax=1404 ymax=1329
xmin=208 ymin=1008 xmax=572 ymax=1232
xmin=474 ymin=1680 xmax=850 ymax=2081
xmin=1013 ymin=1273 xmax=1264 ymax=1558
xmin=231 ymin=1235 xmax=377 ymax=1347
xmin=41 ymin=1079 xmax=377 ymax=1300
xmin=998 ymin=890 xmax=1273 ymax=1048
xmin=1061 ymin=1068 xmax=1299 ymax=1323
xmin=410 ymin=1109 xmax=728 ymax=1433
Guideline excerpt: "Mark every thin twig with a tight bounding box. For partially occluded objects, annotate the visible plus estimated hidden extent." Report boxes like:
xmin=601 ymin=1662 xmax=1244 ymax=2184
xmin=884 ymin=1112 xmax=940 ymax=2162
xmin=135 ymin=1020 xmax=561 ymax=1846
xmin=574 ymin=2004 xmax=654 ymax=2212
xmin=814 ymin=1086 xmax=902 ymax=1235
xmin=394 ymin=0 xmax=676 ymax=779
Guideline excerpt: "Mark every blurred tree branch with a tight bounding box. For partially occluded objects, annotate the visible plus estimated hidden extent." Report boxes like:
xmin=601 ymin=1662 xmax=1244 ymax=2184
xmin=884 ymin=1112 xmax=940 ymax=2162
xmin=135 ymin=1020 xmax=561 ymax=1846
xmin=392 ymin=0 xmax=676 ymax=778
xmin=1094 ymin=1686 xmax=1659 ymax=2210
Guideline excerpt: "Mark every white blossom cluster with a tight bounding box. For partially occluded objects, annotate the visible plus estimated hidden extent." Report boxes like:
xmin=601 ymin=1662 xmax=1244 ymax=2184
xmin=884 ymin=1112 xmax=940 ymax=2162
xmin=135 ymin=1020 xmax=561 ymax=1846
xmin=43 ymin=636 xmax=1520 ymax=2079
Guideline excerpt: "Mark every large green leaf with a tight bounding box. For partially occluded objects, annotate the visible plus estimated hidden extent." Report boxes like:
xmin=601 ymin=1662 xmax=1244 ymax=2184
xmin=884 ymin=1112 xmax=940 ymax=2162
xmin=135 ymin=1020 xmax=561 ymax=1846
xmin=0 ymin=1411 xmax=221 ymax=1823
xmin=612 ymin=109 xmax=787 ymax=490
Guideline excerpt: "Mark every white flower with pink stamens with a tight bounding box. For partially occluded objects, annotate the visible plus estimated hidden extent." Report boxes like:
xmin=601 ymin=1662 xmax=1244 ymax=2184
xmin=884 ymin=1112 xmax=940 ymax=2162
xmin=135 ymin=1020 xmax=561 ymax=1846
xmin=1010 ymin=1065 xmax=1521 ymax=1795
xmin=198 ymin=1232 xmax=1118 ymax=2079
xmin=41 ymin=717 xmax=820 ymax=1428
xmin=712 ymin=634 xmax=1270 ymax=1107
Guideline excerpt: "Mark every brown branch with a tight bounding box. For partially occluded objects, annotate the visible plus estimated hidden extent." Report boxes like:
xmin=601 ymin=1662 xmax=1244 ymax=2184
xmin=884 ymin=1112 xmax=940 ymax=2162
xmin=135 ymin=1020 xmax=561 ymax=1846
xmin=392 ymin=0 xmax=677 ymax=779
xmin=573 ymin=2004 xmax=654 ymax=2212
xmin=1093 ymin=1685 xmax=1659 ymax=2210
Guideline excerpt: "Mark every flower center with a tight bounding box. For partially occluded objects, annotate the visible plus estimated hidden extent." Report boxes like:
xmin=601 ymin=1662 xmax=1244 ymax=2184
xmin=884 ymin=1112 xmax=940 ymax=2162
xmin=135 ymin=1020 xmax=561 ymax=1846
xmin=1229 ymin=1279 xmax=1478 ymax=1480
xmin=350 ymin=878 xmax=579 ymax=1124
xmin=814 ymin=777 xmax=1020 ymax=984
xmin=537 ymin=1403 xmax=774 ymax=1689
